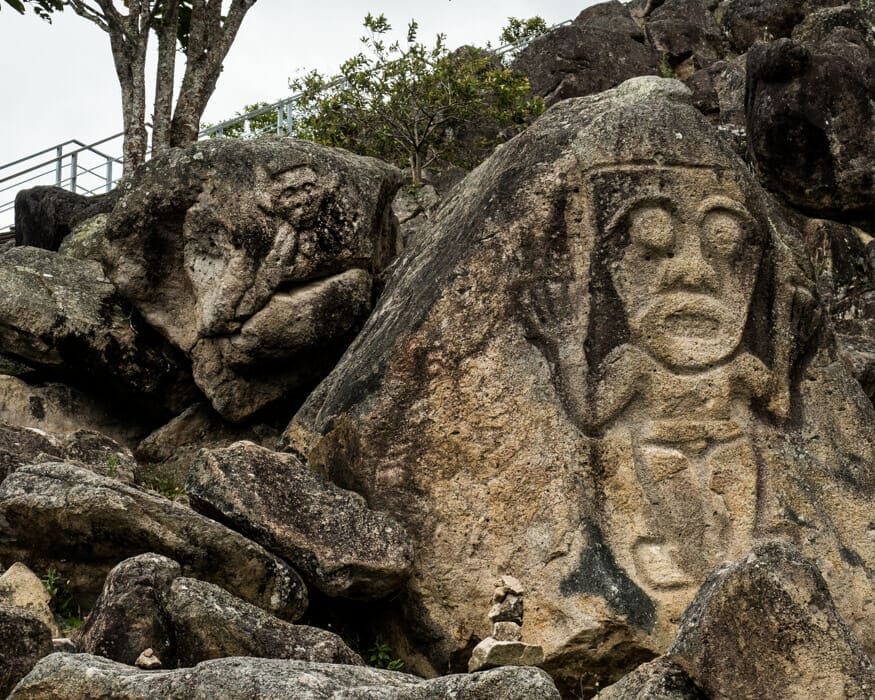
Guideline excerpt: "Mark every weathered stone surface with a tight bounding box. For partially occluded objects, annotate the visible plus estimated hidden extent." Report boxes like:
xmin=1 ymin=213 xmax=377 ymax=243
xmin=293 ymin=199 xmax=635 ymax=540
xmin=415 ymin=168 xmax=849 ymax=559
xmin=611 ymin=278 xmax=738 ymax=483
xmin=717 ymin=0 xmax=847 ymax=52
xmin=58 ymin=213 xmax=109 ymax=262
xmin=0 ymin=605 xmax=53 ymax=697
xmin=167 ymin=577 xmax=363 ymax=666
xmin=76 ymin=553 xmax=180 ymax=666
xmin=0 ymin=247 xmax=193 ymax=409
xmin=134 ymin=402 xmax=279 ymax=487
xmin=686 ymin=55 xmax=748 ymax=154
xmin=668 ymin=542 xmax=875 ymax=699
xmin=0 ymin=463 xmax=307 ymax=620
xmin=745 ymin=9 xmax=875 ymax=223
xmin=596 ymin=658 xmax=706 ymax=699
xmin=0 ymin=375 xmax=147 ymax=446
xmin=646 ymin=0 xmax=724 ymax=75
xmin=0 ymin=563 xmax=58 ymax=637
xmin=512 ymin=1 xmax=660 ymax=106
xmin=103 ymin=138 xmax=402 ymax=422
xmin=0 ymin=421 xmax=136 ymax=483
xmin=10 ymin=655 xmax=561 ymax=699
xmin=469 ymin=638 xmax=545 ymax=672
xmin=283 ymin=77 xmax=875 ymax=693
xmin=13 ymin=186 xmax=115 ymax=252
xmin=186 ymin=441 xmax=413 ymax=598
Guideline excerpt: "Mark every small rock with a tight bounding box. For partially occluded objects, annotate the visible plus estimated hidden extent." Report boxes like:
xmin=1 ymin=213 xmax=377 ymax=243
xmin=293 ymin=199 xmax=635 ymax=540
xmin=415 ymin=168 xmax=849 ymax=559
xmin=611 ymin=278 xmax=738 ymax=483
xmin=492 ymin=621 xmax=523 ymax=642
xmin=135 ymin=648 xmax=162 ymax=670
xmin=51 ymin=638 xmax=77 ymax=653
xmin=469 ymin=638 xmax=545 ymax=673
xmin=0 ymin=563 xmax=58 ymax=637
xmin=488 ymin=594 xmax=524 ymax=625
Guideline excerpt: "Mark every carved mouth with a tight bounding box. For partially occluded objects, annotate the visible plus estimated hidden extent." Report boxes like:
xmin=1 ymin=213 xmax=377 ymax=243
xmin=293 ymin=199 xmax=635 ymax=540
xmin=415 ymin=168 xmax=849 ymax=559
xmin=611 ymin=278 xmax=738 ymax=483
xmin=663 ymin=311 xmax=720 ymax=337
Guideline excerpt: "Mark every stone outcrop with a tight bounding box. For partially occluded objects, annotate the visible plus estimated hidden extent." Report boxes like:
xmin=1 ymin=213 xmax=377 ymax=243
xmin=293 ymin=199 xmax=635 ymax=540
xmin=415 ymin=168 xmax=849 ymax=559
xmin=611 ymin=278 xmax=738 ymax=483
xmin=13 ymin=187 xmax=115 ymax=252
xmin=166 ymin=577 xmax=362 ymax=666
xmin=102 ymin=138 xmax=402 ymax=422
xmin=10 ymin=655 xmax=561 ymax=699
xmin=0 ymin=563 xmax=58 ymax=637
xmin=283 ymin=77 xmax=875 ymax=693
xmin=667 ymin=542 xmax=875 ymax=699
xmin=186 ymin=441 xmax=413 ymax=598
xmin=645 ymin=0 xmax=724 ymax=76
xmin=0 ymin=463 xmax=307 ymax=620
xmin=512 ymin=2 xmax=660 ymax=106
xmin=0 ymin=247 xmax=193 ymax=411
xmin=596 ymin=657 xmax=705 ymax=699
xmin=76 ymin=553 xmax=180 ymax=667
xmin=0 ymin=605 xmax=53 ymax=697
xmin=745 ymin=7 xmax=875 ymax=224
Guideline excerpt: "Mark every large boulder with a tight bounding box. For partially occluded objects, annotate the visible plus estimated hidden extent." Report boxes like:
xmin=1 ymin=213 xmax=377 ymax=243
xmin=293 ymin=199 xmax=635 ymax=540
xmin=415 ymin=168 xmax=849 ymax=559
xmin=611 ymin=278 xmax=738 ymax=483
xmin=645 ymin=0 xmax=725 ymax=75
xmin=717 ymin=0 xmax=848 ymax=53
xmin=10 ymin=655 xmax=561 ymax=699
xmin=186 ymin=441 xmax=413 ymax=599
xmin=166 ymin=577 xmax=363 ymax=666
xmin=0 ymin=247 xmax=194 ymax=411
xmin=745 ymin=7 xmax=875 ymax=224
xmin=0 ymin=462 xmax=307 ymax=620
xmin=0 ymin=563 xmax=58 ymax=637
xmin=666 ymin=542 xmax=875 ymax=699
xmin=282 ymin=77 xmax=875 ymax=693
xmin=512 ymin=1 xmax=660 ymax=106
xmin=103 ymin=138 xmax=402 ymax=422
xmin=13 ymin=187 xmax=115 ymax=252
xmin=0 ymin=605 xmax=53 ymax=697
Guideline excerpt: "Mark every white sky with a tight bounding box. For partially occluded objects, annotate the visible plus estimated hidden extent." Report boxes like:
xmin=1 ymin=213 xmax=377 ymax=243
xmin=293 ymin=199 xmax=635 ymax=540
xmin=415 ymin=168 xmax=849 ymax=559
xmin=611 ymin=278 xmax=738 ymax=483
xmin=0 ymin=1 xmax=596 ymax=165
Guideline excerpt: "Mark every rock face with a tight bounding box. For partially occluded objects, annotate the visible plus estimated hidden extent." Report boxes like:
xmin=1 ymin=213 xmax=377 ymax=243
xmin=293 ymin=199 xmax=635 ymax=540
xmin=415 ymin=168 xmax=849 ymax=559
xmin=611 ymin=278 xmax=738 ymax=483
xmin=745 ymin=7 xmax=875 ymax=224
xmin=76 ymin=553 xmax=180 ymax=666
xmin=166 ymin=577 xmax=363 ymax=666
xmin=283 ymin=78 xmax=875 ymax=692
xmin=186 ymin=441 xmax=413 ymax=598
xmin=667 ymin=542 xmax=875 ymax=699
xmin=103 ymin=138 xmax=402 ymax=422
xmin=512 ymin=1 xmax=660 ymax=106
xmin=0 ymin=463 xmax=307 ymax=620
xmin=10 ymin=655 xmax=561 ymax=700
xmin=0 ymin=605 xmax=53 ymax=697
xmin=717 ymin=0 xmax=848 ymax=53
xmin=0 ymin=247 xmax=192 ymax=410
xmin=596 ymin=657 xmax=705 ymax=699
xmin=646 ymin=0 xmax=724 ymax=76
xmin=13 ymin=187 xmax=114 ymax=252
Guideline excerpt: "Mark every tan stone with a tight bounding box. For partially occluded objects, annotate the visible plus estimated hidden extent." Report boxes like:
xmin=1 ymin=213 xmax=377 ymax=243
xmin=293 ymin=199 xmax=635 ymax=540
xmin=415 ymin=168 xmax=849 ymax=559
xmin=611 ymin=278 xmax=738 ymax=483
xmin=0 ymin=563 xmax=58 ymax=637
xmin=135 ymin=648 xmax=162 ymax=670
xmin=493 ymin=622 xmax=523 ymax=642
xmin=469 ymin=638 xmax=545 ymax=672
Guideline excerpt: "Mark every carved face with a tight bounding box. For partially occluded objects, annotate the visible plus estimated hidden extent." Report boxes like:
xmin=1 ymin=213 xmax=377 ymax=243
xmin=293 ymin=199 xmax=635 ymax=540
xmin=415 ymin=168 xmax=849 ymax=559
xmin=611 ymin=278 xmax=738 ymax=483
xmin=596 ymin=167 xmax=762 ymax=370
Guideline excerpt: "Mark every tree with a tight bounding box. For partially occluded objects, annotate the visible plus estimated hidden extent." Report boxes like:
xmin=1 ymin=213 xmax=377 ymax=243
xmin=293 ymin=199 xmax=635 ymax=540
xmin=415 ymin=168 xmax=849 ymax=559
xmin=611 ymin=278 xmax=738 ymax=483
xmin=45 ymin=0 xmax=258 ymax=170
xmin=499 ymin=16 xmax=548 ymax=46
xmin=290 ymin=14 xmax=544 ymax=185
xmin=1 ymin=0 xmax=62 ymax=20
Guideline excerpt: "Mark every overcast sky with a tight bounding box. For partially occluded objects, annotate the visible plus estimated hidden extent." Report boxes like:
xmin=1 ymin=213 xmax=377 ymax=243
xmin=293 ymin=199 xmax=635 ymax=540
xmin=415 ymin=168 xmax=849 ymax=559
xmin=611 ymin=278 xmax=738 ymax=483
xmin=0 ymin=1 xmax=596 ymax=167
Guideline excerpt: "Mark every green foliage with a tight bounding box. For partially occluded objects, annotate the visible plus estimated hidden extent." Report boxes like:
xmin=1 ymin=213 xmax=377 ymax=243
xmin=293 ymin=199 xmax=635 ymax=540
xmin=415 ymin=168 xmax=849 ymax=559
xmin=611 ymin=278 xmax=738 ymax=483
xmin=368 ymin=640 xmax=404 ymax=671
xmin=1 ymin=0 xmax=62 ymax=21
xmin=658 ymin=52 xmax=677 ymax=78
xmin=204 ymin=101 xmax=280 ymax=138
xmin=106 ymin=453 xmax=119 ymax=478
xmin=41 ymin=567 xmax=82 ymax=629
xmin=499 ymin=16 xmax=548 ymax=46
xmin=289 ymin=13 xmax=544 ymax=184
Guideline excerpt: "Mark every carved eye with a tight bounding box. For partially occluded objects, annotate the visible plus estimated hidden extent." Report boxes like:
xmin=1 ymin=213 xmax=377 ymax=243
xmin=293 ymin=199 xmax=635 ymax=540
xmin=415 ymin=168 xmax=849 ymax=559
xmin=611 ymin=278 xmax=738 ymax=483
xmin=701 ymin=209 xmax=748 ymax=260
xmin=627 ymin=205 xmax=675 ymax=253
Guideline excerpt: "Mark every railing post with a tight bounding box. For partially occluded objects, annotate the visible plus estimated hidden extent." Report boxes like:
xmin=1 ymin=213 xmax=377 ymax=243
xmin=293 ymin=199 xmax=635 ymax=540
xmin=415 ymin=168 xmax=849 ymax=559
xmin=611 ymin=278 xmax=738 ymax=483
xmin=55 ymin=146 xmax=63 ymax=187
xmin=70 ymin=151 xmax=78 ymax=193
xmin=286 ymin=101 xmax=293 ymax=136
xmin=276 ymin=107 xmax=283 ymax=136
xmin=105 ymin=157 xmax=113 ymax=192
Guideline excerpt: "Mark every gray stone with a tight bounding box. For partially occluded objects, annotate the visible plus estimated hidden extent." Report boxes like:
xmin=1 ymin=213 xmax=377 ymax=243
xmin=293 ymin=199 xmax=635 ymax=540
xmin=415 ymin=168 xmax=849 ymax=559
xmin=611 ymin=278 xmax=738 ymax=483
xmin=0 ymin=463 xmax=307 ymax=620
xmin=596 ymin=658 xmax=706 ymax=699
xmin=667 ymin=541 xmax=875 ymax=699
xmin=103 ymin=138 xmax=402 ymax=422
xmin=0 ymin=605 xmax=53 ymax=697
xmin=10 ymin=655 xmax=561 ymax=699
xmin=282 ymin=77 xmax=875 ymax=692
xmin=76 ymin=553 xmax=180 ymax=666
xmin=166 ymin=577 xmax=363 ymax=666
xmin=646 ymin=0 xmax=725 ymax=75
xmin=186 ymin=441 xmax=413 ymax=599
xmin=493 ymin=621 xmax=523 ymax=642
xmin=13 ymin=186 xmax=115 ymax=252
xmin=468 ymin=638 xmax=545 ymax=672
xmin=58 ymin=213 xmax=109 ymax=262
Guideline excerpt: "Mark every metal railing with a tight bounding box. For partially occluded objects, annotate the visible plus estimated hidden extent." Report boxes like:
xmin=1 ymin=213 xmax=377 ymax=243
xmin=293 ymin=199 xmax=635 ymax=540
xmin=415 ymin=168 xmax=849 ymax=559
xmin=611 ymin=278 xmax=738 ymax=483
xmin=0 ymin=18 xmax=573 ymax=235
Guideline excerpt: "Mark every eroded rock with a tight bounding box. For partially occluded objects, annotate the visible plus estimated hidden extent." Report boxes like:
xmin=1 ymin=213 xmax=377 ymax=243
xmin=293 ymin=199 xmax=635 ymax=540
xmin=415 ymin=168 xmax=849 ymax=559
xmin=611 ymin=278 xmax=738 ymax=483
xmin=596 ymin=658 xmax=705 ymax=699
xmin=186 ymin=441 xmax=413 ymax=598
xmin=0 ymin=563 xmax=58 ymax=637
xmin=103 ymin=138 xmax=402 ymax=422
xmin=13 ymin=187 xmax=114 ymax=252
xmin=10 ymin=655 xmax=561 ymax=699
xmin=0 ymin=463 xmax=307 ymax=620
xmin=283 ymin=77 xmax=875 ymax=693
xmin=0 ymin=605 xmax=53 ymax=697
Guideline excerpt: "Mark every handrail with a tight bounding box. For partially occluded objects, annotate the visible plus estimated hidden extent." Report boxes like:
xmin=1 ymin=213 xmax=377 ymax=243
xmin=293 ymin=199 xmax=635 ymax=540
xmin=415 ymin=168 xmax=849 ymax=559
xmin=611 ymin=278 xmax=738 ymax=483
xmin=0 ymin=18 xmax=573 ymax=234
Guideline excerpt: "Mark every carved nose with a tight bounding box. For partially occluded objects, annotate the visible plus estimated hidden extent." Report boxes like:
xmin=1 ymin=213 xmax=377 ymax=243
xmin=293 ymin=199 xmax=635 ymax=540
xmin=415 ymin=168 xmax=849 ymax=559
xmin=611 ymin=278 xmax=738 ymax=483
xmin=661 ymin=235 xmax=717 ymax=291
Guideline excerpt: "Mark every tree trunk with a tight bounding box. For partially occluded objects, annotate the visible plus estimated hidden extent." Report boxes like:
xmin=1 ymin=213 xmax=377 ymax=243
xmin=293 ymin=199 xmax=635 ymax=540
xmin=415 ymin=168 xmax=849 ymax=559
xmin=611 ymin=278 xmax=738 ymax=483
xmin=169 ymin=0 xmax=257 ymax=148
xmin=151 ymin=0 xmax=180 ymax=155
